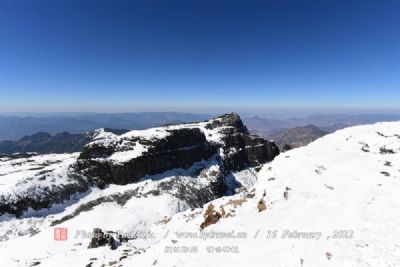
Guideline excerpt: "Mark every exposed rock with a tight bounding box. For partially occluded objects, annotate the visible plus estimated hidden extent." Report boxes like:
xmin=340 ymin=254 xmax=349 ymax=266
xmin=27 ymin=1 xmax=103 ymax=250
xmin=77 ymin=128 xmax=218 ymax=186
xmin=1 ymin=113 xmax=279 ymax=219
xmin=361 ymin=144 xmax=370 ymax=152
xmin=205 ymin=113 xmax=248 ymax=133
xmin=79 ymin=143 xmax=115 ymax=159
xmin=381 ymin=171 xmax=390 ymax=177
xmin=0 ymin=152 xmax=38 ymax=159
xmin=51 ymin=188 xmax=141 ymax=226
xmin=284 ymin=190 xmax=289 ymax=200
xmin=76 ymin=113 xmax=279 ymax=187
xmin=0 ymin=172 xmax=89 ymax=218
xmin=221 ymin=131 xmax=279 ymax=172
xmin=384 ymin=161 xmax=392 ymax=167
xmin=282 ymin=144 xmax=293 ymax=152
xmin=380 ymin=147 xmax=395 ymax=154
xmin=88 ymin=228 xmax=117 ymax=250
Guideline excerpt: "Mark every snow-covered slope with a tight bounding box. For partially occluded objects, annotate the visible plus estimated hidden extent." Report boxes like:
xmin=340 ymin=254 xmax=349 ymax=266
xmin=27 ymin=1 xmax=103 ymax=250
xmin=121 ymin=121 xmax=399 ymax=267
xmin=88 ymin=118 xmax=228 ymax=164
xmin=0 ymin=113 xmax=278 ymax=266
xmin=1 ymin=120 xmax=399 ymax=266
xmin=0 ymin=113 xmax=278 ymax=217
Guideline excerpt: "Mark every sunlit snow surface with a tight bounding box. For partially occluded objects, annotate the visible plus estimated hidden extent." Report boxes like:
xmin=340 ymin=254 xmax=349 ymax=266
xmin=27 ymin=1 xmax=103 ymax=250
xmin=1 ymin=121 xmax=400 ymax=266
xmin=89 ymin=119 xmax=226 ymax=163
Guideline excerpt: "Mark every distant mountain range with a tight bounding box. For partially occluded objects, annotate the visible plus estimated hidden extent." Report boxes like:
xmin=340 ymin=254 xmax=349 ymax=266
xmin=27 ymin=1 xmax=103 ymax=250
xmin=0 ymin=112 xmax=211 ymax=141
xmin=0 ymin=132 xmax=91 ymax=154
xmin=269 ymin=124 xmax=328 ymax=149
xmin=243 ymin=113 xmax=400 ymax=136
xmin=0 ymin=124 xmax=328 ymax=154
xmin=1 ymin=112 xmax=400 ymax=154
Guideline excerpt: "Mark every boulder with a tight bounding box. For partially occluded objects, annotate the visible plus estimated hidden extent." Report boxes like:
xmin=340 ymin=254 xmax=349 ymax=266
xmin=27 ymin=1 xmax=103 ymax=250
xmin=88 ymin=228 xmax=117 ymax=250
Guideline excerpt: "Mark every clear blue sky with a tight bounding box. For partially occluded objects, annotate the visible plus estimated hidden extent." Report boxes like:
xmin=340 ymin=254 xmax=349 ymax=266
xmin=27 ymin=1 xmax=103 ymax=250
xmin=0 ymin=0 xmax=399 ymax=112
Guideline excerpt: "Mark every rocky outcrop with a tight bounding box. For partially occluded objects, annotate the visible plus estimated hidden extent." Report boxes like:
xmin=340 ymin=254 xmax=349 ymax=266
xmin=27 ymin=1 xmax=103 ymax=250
xmin=88 ymin=228 xmax=117 ymax=250
xmin=220 ymin=126 xmax=279 ymax=172
xmin=205 ymin=113 xmax=248 ymax=133
xmin=0 ymin=172 xmax=89 ymax=218
xmin=213 ymin=113 xmax=280 ymax=172
xmin=282 ymin=144 xmax=293 ymax=152
xmin=75 ymin=113 xmax=279 ymax=188
xmin=76 ymin=128 xmax=218 ymax=186
xmin=0 ymin=113 xmax=279 ymax=218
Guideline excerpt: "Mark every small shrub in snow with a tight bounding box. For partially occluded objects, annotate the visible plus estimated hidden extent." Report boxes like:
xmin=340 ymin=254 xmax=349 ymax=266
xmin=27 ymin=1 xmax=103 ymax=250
xmin=257 ymin=198 xmax=266 ymax=212
xmin=200 ymin=203 xmax=222 ymax=229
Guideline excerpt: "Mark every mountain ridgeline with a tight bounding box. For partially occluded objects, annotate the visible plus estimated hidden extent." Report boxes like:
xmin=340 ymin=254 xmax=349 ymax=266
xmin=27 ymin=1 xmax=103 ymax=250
xmin=0 ymin=112 xmax=212 ymax=141
xmin=0 ymin=113 xmax=279 ymax=217
xmin=270 ymin=124 xmax=328 ymax=149
xmin=5 ymin=112 xmax=396 ymax=154
xmin=0 ymin=129 xmax=130 ymax=155
xmin=0 ymin=132 xmax=91 ymax=154
xmin=77 ymin=113 xmax=279 ymax=187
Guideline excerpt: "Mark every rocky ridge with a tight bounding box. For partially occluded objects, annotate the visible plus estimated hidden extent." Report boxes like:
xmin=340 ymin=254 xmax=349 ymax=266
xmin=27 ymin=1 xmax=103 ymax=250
xmin=0 ymin=113 xmax=279 ymax=219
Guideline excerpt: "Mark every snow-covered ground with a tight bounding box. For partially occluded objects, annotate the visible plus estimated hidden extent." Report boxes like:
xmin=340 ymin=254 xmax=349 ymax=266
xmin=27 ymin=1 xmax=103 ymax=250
xmin=122 ymin=121 xmax=400 ymax=267
xmin=87 ymin=117 xmax=228 ymax=164
xmin=1 ymin=121 xmax=400 ymax=266
xmin=0 ymin=153 xmax=79 ymax=196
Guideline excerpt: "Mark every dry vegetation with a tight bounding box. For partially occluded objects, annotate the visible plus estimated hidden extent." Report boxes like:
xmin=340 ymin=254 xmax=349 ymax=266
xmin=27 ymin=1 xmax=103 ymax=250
xmin=257 ymin=198 xmax=266 ymax=212
xmin=157 ymin=216 xmax=172 ymax=225
xmin=200 ymin=203 xmax=222 ymax=229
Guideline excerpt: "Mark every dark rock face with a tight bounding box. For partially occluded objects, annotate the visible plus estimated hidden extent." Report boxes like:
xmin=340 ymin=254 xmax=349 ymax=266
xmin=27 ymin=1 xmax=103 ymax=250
xmin=0 ymin=152 xmax=38 ymax=159
xmin=76 ymin=113 xmax=279 ymax=188
xmin=221 ymin=129 xmax=279 ymax=171
xmin=79 ymin=143 xmax=115 ymax=159
xmin=205 ymin=113 xmax=249 ymax=134
xmin=282 ymin=144 xmax=293 ymax=152
xmin=216 ymin=114 xmax=279 ymax=172
xmin=0 ymin=173 xmax=89 ymax=218
xmin=88 ymin=228 xmax=117 ymax=250
xmin=76 ymin=128 xmax=218 ymax=186
xmin=0 ymin=113 xmax=280 ymax=218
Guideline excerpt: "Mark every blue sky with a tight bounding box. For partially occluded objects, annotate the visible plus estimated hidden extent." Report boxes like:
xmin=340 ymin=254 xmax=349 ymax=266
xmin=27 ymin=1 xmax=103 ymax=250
xmin=0 ymin=0 xmax=399 ymax=112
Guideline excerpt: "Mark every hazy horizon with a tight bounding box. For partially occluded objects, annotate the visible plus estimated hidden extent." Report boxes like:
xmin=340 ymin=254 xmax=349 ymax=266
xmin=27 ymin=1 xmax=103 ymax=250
xmin=1 ymin=107 xmax=400 ymax=120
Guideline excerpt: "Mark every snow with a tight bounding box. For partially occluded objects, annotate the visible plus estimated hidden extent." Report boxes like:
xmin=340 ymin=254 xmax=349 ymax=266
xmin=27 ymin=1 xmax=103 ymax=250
xmin=1 ymin=121 xmax=400 ymax=266
xmin=89 ymin=127 xmax=173 ymax=163
xmin=107 ymin=143 xmax=148 ymax=162
xmin=130 ymin=121 xmax=398 ymax=267
xmin=85 ymin=117 xmax=230 ymax=164
xmin=0 ymin=153 xmax=79 ymax=196
xmin=120 ymin=128 xmax=172 ymax=140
